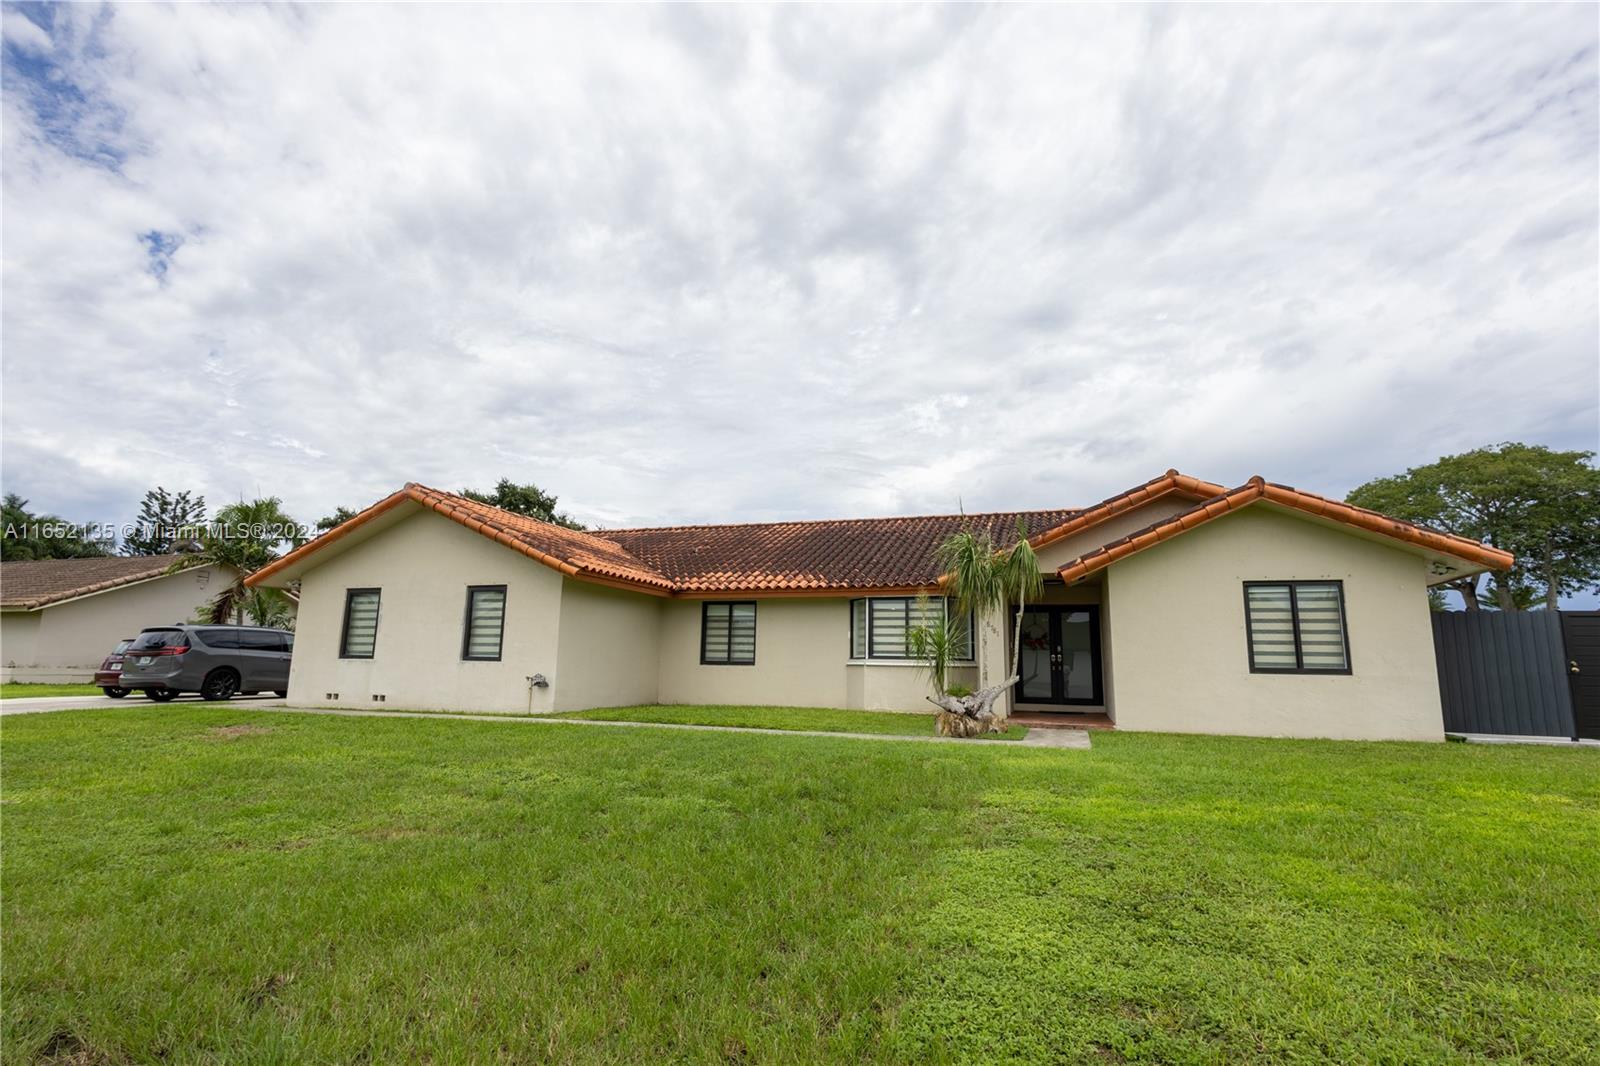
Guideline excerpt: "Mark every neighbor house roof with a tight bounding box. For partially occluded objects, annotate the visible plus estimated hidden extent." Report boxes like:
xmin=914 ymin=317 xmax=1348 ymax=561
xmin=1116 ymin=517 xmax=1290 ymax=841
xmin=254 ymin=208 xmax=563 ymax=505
xmin=246 ymin=473 xmax=1512 ymax=598
xmin=1054 ymin=475 xmax=1515 ymax=584
xmin=0 ymin=554 xmax=190 ymax=609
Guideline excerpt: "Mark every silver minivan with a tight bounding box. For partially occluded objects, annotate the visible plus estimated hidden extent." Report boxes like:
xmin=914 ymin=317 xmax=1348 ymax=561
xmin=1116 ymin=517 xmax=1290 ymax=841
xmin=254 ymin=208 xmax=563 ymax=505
xmin=119 ymin=624 xmax=294 ymax=701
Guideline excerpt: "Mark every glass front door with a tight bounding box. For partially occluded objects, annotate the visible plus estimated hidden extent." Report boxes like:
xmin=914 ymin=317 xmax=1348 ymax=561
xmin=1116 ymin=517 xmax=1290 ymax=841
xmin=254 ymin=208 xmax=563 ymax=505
xmin=1014 ymin=605 xmax=1103 ymax=706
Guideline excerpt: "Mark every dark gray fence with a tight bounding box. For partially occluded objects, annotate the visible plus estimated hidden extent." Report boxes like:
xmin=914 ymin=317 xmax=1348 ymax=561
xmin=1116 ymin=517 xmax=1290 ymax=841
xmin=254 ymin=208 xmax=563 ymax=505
xmin=1432 ymin=610 xmax=1576 ymax=737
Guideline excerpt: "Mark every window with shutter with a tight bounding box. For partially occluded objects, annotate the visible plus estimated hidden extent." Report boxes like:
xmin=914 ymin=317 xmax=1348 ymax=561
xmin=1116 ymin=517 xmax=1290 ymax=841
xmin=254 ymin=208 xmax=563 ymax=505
xmin=462 ymin=586 xmax=507 ymax=661
xmin=849 ymin=597 xmax=975 ymax=662
xmin=1244 ymin=581 xmax=1350 ymax=674
xmin=339 ymin=589 xmax=381 ymax=659
xmin=701 ymin=602 xmax=756 ymax=665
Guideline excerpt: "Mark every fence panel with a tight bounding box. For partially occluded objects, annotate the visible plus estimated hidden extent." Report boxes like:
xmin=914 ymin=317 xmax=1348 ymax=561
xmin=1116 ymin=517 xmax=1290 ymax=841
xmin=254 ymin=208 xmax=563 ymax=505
xmin=1431 ymin=610 xmax=1575 ymax=737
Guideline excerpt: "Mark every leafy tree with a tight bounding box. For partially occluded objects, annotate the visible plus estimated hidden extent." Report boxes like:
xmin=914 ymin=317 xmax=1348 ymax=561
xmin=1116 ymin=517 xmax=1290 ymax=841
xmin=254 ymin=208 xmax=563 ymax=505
xmin=2 ymin=494 xmax=110 ymax=560
xmin=460 ymin=478 xmax=585 ymax=529
xmin=316 ymin=506 xmax=360 ymax=533
xmin=121 ymin=488 xmax=206 ymax=555
xmin=1346 ymin=443 xmax=1600 ymax=610
xmin=169 ymin=498 xmax=308 ymax=624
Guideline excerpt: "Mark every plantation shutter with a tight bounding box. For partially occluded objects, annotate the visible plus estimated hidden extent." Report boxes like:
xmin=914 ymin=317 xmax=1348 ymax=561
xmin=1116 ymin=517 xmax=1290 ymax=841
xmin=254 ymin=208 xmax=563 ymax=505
xmin=854 ymin=597 xmax=973 ymax=661
xmin=1245 ymin=585 xmax=1297 ymax=670
xmin=869 ymin=599 xmax=908 ymax=658
xmin=702 ymin=603 xmax=756 ymax=664
xmin=949 ymin=605 xmax=974 ymax=661
xmin=1293 ymin=583 xmax=1348 ymax=671
xmin=340 ymin=589 xmax=380 ymax=659
xmin=463 ymin=586 xmax=507 ymax=661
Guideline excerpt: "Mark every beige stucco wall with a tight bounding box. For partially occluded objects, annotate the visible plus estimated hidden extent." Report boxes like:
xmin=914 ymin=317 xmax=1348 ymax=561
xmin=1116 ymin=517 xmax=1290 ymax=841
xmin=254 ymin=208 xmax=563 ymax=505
xmin=288 ymin=510 xmax=566 ymax=714
xmin=1 ymin=564 xmax=231 ymax=683
xmin=657 ymin=596 xmax=966 ymax=712
xmin=1105 ymin=505 xmax=1445 ymax=741
xmin=552 ymin=580 xmax=661 ymax=711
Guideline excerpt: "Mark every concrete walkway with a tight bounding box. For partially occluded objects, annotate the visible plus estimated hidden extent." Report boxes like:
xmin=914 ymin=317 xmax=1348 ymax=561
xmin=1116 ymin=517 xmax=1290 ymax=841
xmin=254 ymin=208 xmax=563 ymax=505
xmin=1447 ymin=732 xmax=1600 ymax=748
xmin=1 ymin=697 xmax=1089 ymax=748
xmin=256 ymin=706 xmax=1092 ymax=748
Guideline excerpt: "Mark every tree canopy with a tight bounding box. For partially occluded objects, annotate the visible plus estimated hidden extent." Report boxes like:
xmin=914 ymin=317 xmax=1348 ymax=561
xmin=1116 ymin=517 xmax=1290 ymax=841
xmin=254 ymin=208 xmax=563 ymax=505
xmin=172 ymin=497 xmax=308 ymax=624
xmin=2 ymin=494 xmax=110 ymax=560
xmin=1346 ymin=442 xmax=1600 ymax=610
xmin=460 ymin=478 xmax=585 ymax=529
xmin=121 ymin=488 xmax=207 ymax=555
xmin=316 ymin=506 xmax=360 ymax=533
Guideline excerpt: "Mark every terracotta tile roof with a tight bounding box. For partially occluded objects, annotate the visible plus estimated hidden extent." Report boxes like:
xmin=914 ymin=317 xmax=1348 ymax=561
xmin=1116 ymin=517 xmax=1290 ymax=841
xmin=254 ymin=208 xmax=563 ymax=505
xmin=1054 ymin=476 xmax=1515 ymax=584
xmin=0 ymin=554 xmax=190 ymax=609
xmin=245 ymin=483 xmax=1075 ymax=596
xmin=246 ymin=471 xmax=1513 ymax=598
xmin=1028 ymin=469 xmax=1227 ymax=552
xmin=605 ymin=509 xmax=1079 ymax=594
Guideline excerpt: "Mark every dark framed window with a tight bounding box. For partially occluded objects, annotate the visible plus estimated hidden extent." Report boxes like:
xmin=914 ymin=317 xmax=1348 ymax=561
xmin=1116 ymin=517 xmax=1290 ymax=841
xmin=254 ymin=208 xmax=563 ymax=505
xmin=850 ymin=597 xmax=973 ymax=661
xmin=339 ymin=589 xmax=381 ymax=659
xmin=701 ymin=602 xmax=756 ymax=665
xmin=462 ymin=585 xmax=508 ymax=662
xmin=1243 ymin=581 xmax=1351 ymax=674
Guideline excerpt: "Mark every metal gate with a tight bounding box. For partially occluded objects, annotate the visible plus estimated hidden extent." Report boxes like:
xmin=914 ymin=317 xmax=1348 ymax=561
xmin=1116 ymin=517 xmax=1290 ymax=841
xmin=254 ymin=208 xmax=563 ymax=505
xmin=1559 ymin=611 xmax=1600 ymax=740
xmin=1431 ymin=610 xmax=1577 ymax=738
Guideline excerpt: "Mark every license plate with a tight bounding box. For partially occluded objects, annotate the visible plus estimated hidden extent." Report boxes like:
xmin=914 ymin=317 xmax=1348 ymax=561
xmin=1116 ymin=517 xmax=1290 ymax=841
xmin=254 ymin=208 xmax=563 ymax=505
xmin=136 ymin=656 xmax=152 ymax=666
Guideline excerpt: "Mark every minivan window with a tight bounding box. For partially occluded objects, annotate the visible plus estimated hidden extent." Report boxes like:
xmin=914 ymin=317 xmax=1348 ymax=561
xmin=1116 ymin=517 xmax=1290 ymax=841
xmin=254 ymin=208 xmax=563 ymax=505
xmin=240 ymin=630 xmax=286 ymax=652
xmin=130 ymin=629 xmax=185 ymax=651
xmin=197 ymin=628 xmax=242 ymax=649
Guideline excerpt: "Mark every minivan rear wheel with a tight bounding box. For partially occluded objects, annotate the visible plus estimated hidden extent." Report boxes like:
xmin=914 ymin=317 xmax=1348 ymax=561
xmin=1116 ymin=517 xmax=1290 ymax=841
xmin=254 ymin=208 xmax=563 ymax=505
xmin=201 ymin=669 xmax=240 ymax=701
xmin=102 ymin=686 xmax=129 ymax=699
xmin=145 ymin=689 xmax=176 ymax=702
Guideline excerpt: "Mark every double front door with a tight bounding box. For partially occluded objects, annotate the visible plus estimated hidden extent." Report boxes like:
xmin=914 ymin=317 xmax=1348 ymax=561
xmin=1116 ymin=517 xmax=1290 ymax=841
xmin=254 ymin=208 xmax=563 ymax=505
xmin=1015 ymin=605 xmax=1103 ymax=706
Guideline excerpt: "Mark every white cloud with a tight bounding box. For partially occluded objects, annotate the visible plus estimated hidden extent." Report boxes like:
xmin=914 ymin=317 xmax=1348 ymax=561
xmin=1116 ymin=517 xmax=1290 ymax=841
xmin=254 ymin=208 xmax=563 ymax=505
xmin=2 ymin=3 xmax=1595 ymax=532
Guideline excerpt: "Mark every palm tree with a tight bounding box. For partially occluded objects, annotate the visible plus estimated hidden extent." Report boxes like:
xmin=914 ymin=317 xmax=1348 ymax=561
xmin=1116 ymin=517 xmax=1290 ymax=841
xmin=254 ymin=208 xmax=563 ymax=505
xmin=169 ymin=498 xmax=307 ymax=624
xmin=920 ymin=520 xmax=1044 ymax=736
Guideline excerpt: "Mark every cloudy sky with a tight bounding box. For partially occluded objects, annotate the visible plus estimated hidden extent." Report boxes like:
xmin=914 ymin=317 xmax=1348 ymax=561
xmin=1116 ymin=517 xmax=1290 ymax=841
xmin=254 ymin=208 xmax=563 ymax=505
xmin=3 ymin=3 xmax=1596 ymax=535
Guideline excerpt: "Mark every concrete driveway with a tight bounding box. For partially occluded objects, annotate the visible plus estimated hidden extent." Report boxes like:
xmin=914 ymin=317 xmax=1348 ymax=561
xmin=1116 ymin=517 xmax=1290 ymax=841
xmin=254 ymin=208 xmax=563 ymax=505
xmin=1 ymin=693 xmax=287 ymax=715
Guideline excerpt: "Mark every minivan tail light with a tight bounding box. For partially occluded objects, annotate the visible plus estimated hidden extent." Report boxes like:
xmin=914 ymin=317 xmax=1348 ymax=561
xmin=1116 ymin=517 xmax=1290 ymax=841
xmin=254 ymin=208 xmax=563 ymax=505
xmin=147 ymin=645 xmax=188 ymax=657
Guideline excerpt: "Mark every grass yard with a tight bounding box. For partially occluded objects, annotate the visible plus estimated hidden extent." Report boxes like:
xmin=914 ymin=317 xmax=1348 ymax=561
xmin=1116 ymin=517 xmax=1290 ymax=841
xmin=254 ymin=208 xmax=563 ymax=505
xmin=553 ymin=702 xmax=1030 ymax=740
xmin=0 ymin=682 xmax=104 ymax=699
xmin=3 ymin=708 xmax=1596 ymax=1064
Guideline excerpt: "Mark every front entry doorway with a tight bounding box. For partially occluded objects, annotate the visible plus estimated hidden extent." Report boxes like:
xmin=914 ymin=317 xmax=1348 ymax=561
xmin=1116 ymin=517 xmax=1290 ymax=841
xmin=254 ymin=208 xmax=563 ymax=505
xmin=1015 ymin=605 xmax=1104 ymax=706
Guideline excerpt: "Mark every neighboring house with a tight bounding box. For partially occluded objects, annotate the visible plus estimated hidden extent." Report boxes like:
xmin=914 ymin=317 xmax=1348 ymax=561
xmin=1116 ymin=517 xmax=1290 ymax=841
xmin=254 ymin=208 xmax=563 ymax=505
xmin=245 ymin=471 xmax=1512 ymax=741
xmin=1 ymin=556 xmax=235 ymax=683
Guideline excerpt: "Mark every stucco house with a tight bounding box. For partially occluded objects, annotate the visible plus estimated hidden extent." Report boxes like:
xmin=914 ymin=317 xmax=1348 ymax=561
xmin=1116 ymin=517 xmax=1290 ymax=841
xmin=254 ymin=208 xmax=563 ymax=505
xmin=1 ymin=555 xmax=235 ymax=683
xmin=245 ymin=471 xmax=1512 ymax=740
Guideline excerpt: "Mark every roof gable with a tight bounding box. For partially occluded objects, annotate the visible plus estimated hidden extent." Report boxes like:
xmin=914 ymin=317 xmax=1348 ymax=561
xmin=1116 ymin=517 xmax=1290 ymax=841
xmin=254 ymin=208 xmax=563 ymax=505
xmin=1054 ymin=477 xmax=1514 ymax=584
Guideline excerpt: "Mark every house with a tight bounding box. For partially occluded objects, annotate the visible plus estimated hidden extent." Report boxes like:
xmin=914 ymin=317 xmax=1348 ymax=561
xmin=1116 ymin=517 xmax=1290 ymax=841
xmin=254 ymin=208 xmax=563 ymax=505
xmin=1 ymin=556 xmax=236 ymax=683
xmin=244 ymin=471 xmax=1512 ymax=740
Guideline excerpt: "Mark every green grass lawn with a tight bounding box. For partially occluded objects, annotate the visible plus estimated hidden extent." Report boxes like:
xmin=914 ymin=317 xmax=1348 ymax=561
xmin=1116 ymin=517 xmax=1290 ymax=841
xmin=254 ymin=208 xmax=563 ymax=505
xmin=553 ymin=702 xmax=1030 ymax=740
xmin=0 ymin=682 xmax=104 ymax=699
xmin=3 ymin=708 xmax=1596 ymax=1064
